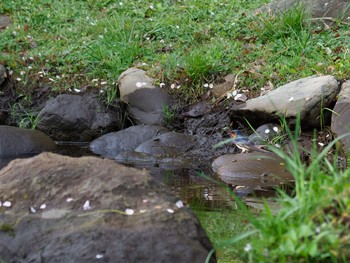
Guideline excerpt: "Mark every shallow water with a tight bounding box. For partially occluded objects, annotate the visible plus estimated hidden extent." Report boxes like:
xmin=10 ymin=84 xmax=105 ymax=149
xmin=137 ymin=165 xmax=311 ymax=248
xmin=0 ymin=143 xmax=286 ymax=211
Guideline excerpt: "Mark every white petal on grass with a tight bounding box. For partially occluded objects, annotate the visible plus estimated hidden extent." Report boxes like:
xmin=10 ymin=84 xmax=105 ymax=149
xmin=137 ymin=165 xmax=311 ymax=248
xmin=167 ymin=208 xmax=174 ymax=213
xmin=83 ymin=200 xmax=91 ymax=210
xmin=92 ymin=79 xmax=99 ymax=82
xmin=40 ymin=204 xmax=46 ymax=209
xmin=100 ymin=81 xmax=107 ymax=85
xmin=125 ymin=208 xmax=134 ymax=215
xmin=318 ymin=142 xmax=325 ymax=147
xmin=20 ymin=71 xmax=25 ymax=75
xmin=170 ymin=84 xmax=176 ymax=89
xmin=159 ymin=83 xmax=165 ymax=88
xmin=244 ymin=243 xmax=252 ymax=252
xmin=74 ymin=88 xmax=81 ymax=93
xmin=204 ymin=83 xmax=209 ymax=88
xmin=16 ymin=78 xmax=21 ymax=81
xmin=209 ymin=83 xmax=214 ymax=89
xmin=3 ymin=201 xmax=11 ymax=207
xmin=175 ymin=200 xmax=184 ymax=208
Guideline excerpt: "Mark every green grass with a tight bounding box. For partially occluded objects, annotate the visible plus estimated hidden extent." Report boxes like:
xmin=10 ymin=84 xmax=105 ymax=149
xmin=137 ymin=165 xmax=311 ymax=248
xmin=206 ymin=118 xmax=350 ymax=262
xmin=1 ymin=0 xmax=350 ymax=103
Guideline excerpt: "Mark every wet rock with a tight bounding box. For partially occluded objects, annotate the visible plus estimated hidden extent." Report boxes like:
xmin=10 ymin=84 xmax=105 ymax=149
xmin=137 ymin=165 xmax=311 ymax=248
xmin=0 ymin=125 xmax=56 ymax=157
xmin=135 ymin=132 xmax=197 ymax=156
xmin=90 ymin=124 xmax=168 ymax=158
xmin=231 ymin=75 xmax=339 ymax=129
xmin=37 ymin=94 xmax=120 ymax=141
xmin=0 ymin=64 xmax=6 ymax=86
xmin=0 ymin=14 xmax=12 ymax=30
xmin=248 ymin=123 xmax=281 ymax=144
xmin=116 ymin=150 xmax=191 ymax=170
xmin=331 ymin=80 xmax=350 ymax=152
xmin=212 ymin=152 xmax=294 ymax=189
xmin=0 ymin=152 xmax=215 ymax=263
xmin=118 ymin=67 xmax=171 ymax=125
xmin=257 ymin=0 xmax=350 ymax=24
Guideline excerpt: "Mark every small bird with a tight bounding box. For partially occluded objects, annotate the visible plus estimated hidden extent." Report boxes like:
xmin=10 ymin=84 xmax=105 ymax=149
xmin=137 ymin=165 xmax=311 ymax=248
xmin=228 ymin=129 xmax=270 ymax=153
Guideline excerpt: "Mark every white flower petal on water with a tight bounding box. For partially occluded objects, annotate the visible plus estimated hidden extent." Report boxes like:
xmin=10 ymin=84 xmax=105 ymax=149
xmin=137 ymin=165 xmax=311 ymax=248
xmin=167 ymin=208 xmax=174 ymax=213
xmin=83 ymin=200 xmax=91 ymax=210
xmin=136 ymin=82 xmax=142 ymax=88
xmin=175 ymin=200 xmax=184 ymax=208
xmin=96 ymin=254 xmax=104 ymax=259
xmin=40 ymin=204 xmax=46 ymax=209
xmin=3 ymin=201 xmax=11 ymax=207
xmin=30 ymin=206 xmax=36 ymax=213
xmin=125 ymin=208 xmax=134 ymax=215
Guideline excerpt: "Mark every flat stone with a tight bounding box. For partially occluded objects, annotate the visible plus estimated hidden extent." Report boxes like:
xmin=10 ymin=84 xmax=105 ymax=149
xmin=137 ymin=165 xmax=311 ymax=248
xmin=90 ymin=125 xmax=168 ymax=158
xmin=231 ymin=75 xmax=339 ymax=129
xmin=331 ymin=80 xmax=350 ymax=152
xmin=0 ymin=152 xmax=215 ymax=263
xmin=0 ymin=14 xmax=11 ymax=30
xmin=212 ymin=152 xmax=294 ymax=189
xmin=135 ymin=132 xmax=197 ymax=156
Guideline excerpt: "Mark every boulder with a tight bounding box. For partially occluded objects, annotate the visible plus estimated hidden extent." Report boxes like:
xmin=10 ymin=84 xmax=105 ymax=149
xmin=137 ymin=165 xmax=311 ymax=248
xmin=331 ymin=80 xmax=350 ymax=152
xmin=212 ymin=152 xmax=294 ymax=190
xmin=37 ymin=94 xmax=120 ymax=141
xmin=0 ymin=125 xmax=56 ymax=157
xmin=231 ymin=75 xmax=339 ymax=129
xmin=0 ymin=152 xmax=215 ymax=263
xmin=257 ymin=0 xmax=350 ymax=24
xmin=90 ymin=124 xmax=168 ymax=158
xmin=118 ymin=68 xmax=171 ymax=125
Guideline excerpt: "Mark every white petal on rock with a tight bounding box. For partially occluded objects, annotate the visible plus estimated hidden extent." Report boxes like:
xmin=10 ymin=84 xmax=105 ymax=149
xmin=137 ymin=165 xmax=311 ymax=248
xmin=40 ymin=204 xmax=46 ymax=209
xmin=74 ymin=88 xmax=81 ymax=93
xmin=3 ymin=201 xmax=11 ymax=207
xmin=66 ymin=198 xmax=74 ymax=202
xmin=141 ymin=82 xmax=147 ymax=86
xmin=167 ymin=208 xmax=174 ymax=213
xmin=175 ymin=200 xmax=184 ymax=208
xmin=83 ymin=200 xmax=91 ymax=210
xmin=273 ymin=127 xmax=279 ymax=132
xmin=136 ymin=82 xmax=142 ymax=88
xmin=30 ymin=206 xmax=36 ymax=213
xmin=125 ymin=208 xmax=134 ymax=215
xmin=264 ymin=129 xmax=270 ymax=134
xmin=289 ymin=97 xmax=294 ymax=102
xmin=96 ymin=254 xmax=104 ymax=259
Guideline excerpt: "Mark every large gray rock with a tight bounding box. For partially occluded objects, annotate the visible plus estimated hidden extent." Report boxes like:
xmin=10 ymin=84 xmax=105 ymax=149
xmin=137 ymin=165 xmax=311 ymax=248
xmin=0 ymin=125 xmax=56 ymax=157
xmin=0 ymin=152 xmax=215 ymax=263
xmin=118 ymin=68 xmax=171 ymax=125
xmin=331 ymin=80 xmax=350 ymax=152
xmin=37 ymin=94 xmax=120 ymax=141
xmin=257 ymin=0 xmax=350 ymax=23
xmin=90 ymin=124 xmax=168 ymax=158
xmin=231 ymin=75 xmax=339 ymax=129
